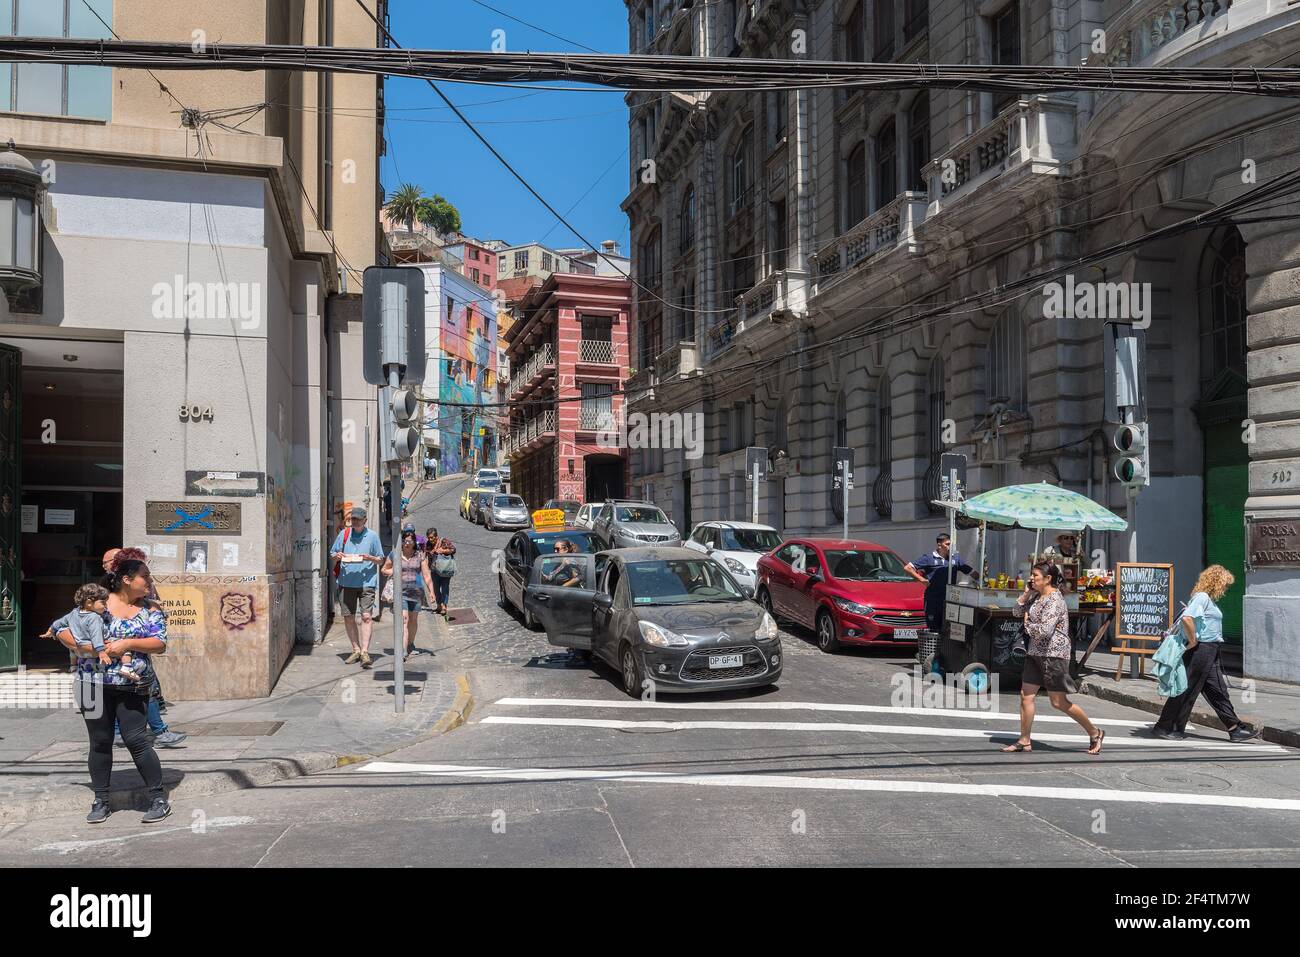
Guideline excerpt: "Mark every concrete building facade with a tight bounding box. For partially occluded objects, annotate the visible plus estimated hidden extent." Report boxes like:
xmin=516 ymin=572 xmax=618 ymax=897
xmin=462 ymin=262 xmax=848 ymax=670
xmin=623 ymin=0 xmax=1300 ymax=681
xmin=0 ymin=0 xmax=384 ymax=698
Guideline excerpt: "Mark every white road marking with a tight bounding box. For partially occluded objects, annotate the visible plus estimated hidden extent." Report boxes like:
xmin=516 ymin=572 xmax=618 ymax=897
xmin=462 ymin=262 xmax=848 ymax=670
xmin=494 ymin=696 xmax=1161 ymax=728
xmin=479 ymin=714 xmax=1291 ymax=752
xmin=355 ymin=762 xmax=1300 ymax=811
xmin=34 ymin=816 xmax=256 ymax=855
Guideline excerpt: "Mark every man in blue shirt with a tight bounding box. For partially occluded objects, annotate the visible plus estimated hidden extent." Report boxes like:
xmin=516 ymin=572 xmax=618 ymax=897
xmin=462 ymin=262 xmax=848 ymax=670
xmin=330 ymin=506 xmax=384 ymax=668
xmin=905 ymin=534 xmax=976 ymax=634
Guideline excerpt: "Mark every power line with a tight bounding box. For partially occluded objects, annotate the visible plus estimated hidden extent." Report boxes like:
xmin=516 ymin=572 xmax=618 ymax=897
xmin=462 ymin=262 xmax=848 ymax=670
xmin=465 ymin=0 xmax=605 ymax=54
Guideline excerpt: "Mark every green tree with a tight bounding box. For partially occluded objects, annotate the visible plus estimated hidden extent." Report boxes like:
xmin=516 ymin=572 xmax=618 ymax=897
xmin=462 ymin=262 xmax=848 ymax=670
xmin=385 ymin=183 xmax=425 ymax=232
xmin=418 ymin=194 xmax=462 ymax=236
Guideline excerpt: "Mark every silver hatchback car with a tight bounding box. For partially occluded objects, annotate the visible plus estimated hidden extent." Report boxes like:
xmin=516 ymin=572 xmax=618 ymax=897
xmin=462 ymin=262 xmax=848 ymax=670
xmin=484 ymin=493 xmax=531 ymax=531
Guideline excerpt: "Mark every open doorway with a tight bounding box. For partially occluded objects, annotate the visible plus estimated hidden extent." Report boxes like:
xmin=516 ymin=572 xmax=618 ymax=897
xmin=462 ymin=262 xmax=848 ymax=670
xmin=1 ymin=337 xmax=124 ymax=670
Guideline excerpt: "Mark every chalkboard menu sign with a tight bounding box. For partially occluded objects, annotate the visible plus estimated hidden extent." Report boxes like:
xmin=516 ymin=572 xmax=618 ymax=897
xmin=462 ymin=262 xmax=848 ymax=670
xmin=1114 ymin=563 xmax=1174 ymax=645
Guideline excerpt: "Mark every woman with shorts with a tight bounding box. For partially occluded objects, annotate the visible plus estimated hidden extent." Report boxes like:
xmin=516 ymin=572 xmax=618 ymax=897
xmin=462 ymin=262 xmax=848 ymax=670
xmin=382 ymin=528 xmax=434 ymax=661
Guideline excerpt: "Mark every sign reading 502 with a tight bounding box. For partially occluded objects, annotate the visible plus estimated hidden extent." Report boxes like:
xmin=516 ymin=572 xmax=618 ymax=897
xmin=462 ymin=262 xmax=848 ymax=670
xmin=179 ymin=404 xmax=215 ymax=422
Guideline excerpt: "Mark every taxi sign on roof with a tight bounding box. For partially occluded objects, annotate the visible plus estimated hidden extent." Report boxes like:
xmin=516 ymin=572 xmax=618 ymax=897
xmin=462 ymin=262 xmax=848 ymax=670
xmin=531 ymin=508 xmax=566 ymax=529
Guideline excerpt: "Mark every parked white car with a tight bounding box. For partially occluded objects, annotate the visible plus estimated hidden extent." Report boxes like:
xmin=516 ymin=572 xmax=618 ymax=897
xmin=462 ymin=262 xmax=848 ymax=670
xmin=684 ymin=521 xmax=784 ymax=597
xmin=574 ymin=502 xmax=601 ymax=530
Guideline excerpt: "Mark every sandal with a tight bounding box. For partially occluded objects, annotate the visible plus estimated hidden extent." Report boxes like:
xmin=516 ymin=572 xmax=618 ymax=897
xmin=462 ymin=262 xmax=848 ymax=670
xmin=1000 ymin=741 xmax=1033 ymax=753
xmin=1088 ymin=729 xmax=1106 ymax=755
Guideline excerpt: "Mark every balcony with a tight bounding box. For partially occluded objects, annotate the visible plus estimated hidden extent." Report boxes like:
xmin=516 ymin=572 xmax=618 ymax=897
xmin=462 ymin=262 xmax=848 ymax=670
xmin=385 ymin=229 xmax=464 ymax=271
xmin=504 ymin=408 xmax=557 ymax=456
xmin=811 ymin=193 xmax=927 ymax=293
xmin=654 ymin=340 xmax=698 ymax=382
xmin=923 ymin=96 xmax=1076 ymax=217
xmin=578 ymin=339 xmax=617 ymax=365
xmin=506 ymin=342 xmax=555 ymax=399
xmin=579 ymin=404 xmax=617 ymax=431
xmin=1099 ymin=0 xmax=1234 ymax=68
xmin=736 ymin=269 xmax=809 ymax=328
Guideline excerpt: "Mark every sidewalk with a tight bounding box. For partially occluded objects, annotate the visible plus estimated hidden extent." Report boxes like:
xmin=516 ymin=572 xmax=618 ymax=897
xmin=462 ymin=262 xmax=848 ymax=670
xmin=1077 ymin=648 xmax=1300 ymax=749
xmin=0 ymin=612 xmax=472 ymax=825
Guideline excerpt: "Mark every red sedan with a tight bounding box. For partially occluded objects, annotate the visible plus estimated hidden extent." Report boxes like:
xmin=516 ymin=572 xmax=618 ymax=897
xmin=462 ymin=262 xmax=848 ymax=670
xmin=756 ymin=538 xmax=927 ymax=652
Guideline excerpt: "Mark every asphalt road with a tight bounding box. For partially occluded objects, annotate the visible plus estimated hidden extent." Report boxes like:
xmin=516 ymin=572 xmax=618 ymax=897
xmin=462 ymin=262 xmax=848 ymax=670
xmin=4 ymin=476 xmax=1298 ymax=867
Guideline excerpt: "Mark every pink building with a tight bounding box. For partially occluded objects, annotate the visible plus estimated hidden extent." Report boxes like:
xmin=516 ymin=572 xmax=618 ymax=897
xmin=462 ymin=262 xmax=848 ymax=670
xmin=504 ymin=273 xmax=633 ymax=506
xmin=444 ymin=237 xmax=499 ymax=296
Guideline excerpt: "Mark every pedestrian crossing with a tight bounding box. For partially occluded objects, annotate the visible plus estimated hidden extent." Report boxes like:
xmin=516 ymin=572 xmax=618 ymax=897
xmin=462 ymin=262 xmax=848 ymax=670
xmin=353 ymin=690 xmax=1298 ymax=814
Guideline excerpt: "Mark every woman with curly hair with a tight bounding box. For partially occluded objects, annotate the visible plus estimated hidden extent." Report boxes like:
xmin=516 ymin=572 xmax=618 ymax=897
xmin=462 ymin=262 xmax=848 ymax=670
xmin=1152 ymin=564 xmax=1260 ymax=742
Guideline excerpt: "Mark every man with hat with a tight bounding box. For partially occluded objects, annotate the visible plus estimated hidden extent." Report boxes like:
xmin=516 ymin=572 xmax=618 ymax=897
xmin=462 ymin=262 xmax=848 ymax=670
xmin=330 ymin=506 xmax=384 ymax=668
xmin=1043 ymin=533 xmax=1079 ymax=561
xmin=905 ymin=533 xmax=977 ymax=635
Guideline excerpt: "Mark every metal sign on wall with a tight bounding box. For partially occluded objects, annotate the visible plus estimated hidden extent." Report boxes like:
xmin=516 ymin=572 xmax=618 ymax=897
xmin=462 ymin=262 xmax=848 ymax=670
xmin=1246 ymin=517 xmax=1300 ymax=569
xmin=146 ymin=501 xmax=242 ymax=535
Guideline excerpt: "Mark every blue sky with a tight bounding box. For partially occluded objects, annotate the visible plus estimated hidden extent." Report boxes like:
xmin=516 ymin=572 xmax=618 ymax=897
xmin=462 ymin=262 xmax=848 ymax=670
xmin=382 ymin=0 xmax=631 ymax=253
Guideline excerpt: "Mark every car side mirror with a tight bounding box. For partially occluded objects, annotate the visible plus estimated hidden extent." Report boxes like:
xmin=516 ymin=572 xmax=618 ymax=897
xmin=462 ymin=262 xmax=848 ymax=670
xmin=808 ymin=570 xmax=823 ymax=585
xmin=594 ymin=592 xmax=614 ymax=610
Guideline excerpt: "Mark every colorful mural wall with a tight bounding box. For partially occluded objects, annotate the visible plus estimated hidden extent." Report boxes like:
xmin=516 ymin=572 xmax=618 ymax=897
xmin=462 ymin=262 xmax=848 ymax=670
xmin=436 ymin=285 xmax=497 ymax=475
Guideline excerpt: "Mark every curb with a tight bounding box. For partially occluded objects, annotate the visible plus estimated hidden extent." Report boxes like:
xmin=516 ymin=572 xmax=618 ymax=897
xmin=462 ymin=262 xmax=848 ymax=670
xmin=1077 ymin=677 xmax=1300 ymax=750
xmin=0 ymin=674 xmax=475 ymax=826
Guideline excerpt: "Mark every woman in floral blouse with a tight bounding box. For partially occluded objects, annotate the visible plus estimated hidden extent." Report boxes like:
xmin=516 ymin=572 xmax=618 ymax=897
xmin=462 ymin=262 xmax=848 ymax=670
xmin=56 ymin=554 xmax=171 ymax=824
xmin=1000 ymin=561 xmax=1105 ymax=755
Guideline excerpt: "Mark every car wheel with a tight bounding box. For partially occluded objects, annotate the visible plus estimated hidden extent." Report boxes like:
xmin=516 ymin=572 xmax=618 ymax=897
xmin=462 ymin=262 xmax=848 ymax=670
xmin=498 ymin=578 xmax=510 ymax=609
xmin=522 ymin=602 xmax=541 ymax=631
xmin=757 ymin=588 xmax=781 ymax=625
xmin=620 ymin=642 xmax=645 ymax=698
xmin=816 ymin=609 xmax=841 ymax=654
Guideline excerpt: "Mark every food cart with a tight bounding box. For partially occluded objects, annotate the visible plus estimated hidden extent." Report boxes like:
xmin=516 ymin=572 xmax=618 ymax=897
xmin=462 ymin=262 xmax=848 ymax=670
xmin=928 ymin=483 xmax=1128 ymax=692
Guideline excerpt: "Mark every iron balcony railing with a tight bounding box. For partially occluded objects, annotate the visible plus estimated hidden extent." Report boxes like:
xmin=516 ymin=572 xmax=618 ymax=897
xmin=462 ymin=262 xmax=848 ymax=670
xmin=923 ymin=457 xmax=944 ymax=515
xmin=506 ymin=342 xmax=555 ymax=398
xmin=579 ymin=404 xmax=617 ymax=431
xmin=873 ymin=469 xmax=893 ymax=519
xmin=579 ymin=339 xmax=616 ymax=364
xmin=504 ymin=408 xmax=557 ymax=453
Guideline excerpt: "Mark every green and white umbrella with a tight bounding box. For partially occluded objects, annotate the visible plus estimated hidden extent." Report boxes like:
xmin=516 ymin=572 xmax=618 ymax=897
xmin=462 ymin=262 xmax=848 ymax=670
xmin=954 ymin=482 xmax=1128 ymax=532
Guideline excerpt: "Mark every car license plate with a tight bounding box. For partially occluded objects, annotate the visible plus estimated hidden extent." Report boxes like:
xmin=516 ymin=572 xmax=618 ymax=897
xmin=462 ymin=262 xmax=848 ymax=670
xmin=893 ymin=628 xmax=919 ymax=642
xmin=709 ymin=654 xmax=744 ymax=669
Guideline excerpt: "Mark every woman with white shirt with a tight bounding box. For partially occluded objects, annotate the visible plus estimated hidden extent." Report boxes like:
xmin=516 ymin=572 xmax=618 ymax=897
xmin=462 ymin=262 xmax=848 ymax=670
xmin=1152 ymin=565 xmax=1260 ymax=742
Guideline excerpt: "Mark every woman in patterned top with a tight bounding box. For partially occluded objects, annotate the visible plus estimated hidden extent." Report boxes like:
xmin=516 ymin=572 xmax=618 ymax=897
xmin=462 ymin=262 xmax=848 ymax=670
xmin=1000 ymin=561 xmax=1105 ymax=755
xmin=55 ymin=554 xmax=172 ymax=824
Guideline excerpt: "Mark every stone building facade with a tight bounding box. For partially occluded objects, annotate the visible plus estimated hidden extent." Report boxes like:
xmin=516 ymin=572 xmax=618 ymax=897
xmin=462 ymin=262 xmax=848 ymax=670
xmin=622 ymin=0 xmax=1300 ymax=680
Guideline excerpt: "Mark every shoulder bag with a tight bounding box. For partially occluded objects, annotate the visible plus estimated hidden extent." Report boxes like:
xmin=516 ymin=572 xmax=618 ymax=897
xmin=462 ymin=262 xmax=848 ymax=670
xmin=331 ymin=528 xmax=350 ymax=579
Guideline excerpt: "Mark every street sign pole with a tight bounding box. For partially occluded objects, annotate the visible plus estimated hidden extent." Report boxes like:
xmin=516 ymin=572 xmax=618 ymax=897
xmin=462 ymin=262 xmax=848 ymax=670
xmin=389 ymin=367 xmax=405 ymax=715
xmin=842 ymin=460 xmax=849 ymax=542
xmin=751 ymin=463 xmax=759 ymax=524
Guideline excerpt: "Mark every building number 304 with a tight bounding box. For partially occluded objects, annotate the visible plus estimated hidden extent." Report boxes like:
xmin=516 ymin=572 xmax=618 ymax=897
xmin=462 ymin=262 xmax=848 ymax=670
xmin=179 ymin=404 xmax=215 ymax=422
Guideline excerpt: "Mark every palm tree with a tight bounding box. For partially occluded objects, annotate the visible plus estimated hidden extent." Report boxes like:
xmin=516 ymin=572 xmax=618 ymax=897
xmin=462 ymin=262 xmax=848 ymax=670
xmin=385 ymin=183 xmax=425 ymax=232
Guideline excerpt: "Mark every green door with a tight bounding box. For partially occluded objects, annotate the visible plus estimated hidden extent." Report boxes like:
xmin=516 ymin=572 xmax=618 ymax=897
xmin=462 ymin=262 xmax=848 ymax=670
xmin=1203 ymin=420 xmax=1246 ymax=643
xmin=0 ymin=345 xmax=20 ymax=670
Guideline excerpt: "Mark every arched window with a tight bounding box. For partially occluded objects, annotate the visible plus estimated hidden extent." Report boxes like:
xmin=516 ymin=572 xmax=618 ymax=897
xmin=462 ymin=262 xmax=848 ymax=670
xmin=1198 ymin=225 xmax=1248 ymax=396
xmin=874 ymin=380 xmax=893 ymax=517
xmin=679 ymin=185 xmax=696 ymax=254
xmin=875 ymin=119 xmax=897 ymax=209
xmin=986 ymin=311 xmax=1027 ymax=412
xmin=835 ymin=389 xmax=848 ymax=447
xmin=908 ymin=92 xmax=930 ymax=192
xmin=846 ymin=142 xmax=868 ymax=228
xmin=925 ymin=356 xmax=946 ymax=513
xmin=845 ymin=2 xmax=866 ymax=62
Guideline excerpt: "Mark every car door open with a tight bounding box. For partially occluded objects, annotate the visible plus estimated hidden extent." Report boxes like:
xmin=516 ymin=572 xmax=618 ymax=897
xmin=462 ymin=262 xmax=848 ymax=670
xmin=530 ymin=553 xmax=598 ymax=651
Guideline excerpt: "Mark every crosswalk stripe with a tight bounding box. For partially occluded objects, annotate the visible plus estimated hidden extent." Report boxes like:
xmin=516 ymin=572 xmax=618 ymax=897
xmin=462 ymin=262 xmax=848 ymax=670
xmin=355 ymin=762 xmax=1300 ymax=811
xmin=493 ymin=696 xmax=1161 ymax=728
xmin=479 ymin=714 xmax=1291 ymax=752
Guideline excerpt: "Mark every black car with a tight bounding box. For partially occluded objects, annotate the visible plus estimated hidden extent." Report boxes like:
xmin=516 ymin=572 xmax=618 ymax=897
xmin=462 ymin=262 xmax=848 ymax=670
xmin=533 ymin=547 xmax=782 ymax=698
xmin=497 ymin=528 xmax=609 ymax=629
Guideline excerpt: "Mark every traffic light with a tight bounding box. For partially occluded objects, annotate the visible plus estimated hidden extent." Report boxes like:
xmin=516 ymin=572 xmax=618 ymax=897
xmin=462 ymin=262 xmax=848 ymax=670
xmin=1113 ymin=422 xmax=1149 ymax=488
xmin=389 ymin=387 xmax=420 ymax=460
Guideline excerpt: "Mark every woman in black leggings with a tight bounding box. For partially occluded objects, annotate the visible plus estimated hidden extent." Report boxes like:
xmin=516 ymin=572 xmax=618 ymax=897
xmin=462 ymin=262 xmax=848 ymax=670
xmin=57 ymin=556 xmax=170 ymax=824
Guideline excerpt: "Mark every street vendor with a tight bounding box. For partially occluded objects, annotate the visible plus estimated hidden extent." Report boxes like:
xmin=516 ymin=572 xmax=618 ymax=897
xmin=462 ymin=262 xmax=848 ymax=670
xmin=905 ymin=533 xmax=977 ymax=633
xmin=1042 ymin=532 xmax=1080 ymax=562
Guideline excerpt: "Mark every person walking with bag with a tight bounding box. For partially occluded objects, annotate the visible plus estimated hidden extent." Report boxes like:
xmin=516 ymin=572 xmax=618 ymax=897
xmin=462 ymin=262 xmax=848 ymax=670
xmin=382 ymin=528 xmax=434 ymax=660
xmin=330 ymin=506 xmax=384 ymax=668
xmin=427 ymin=529 xmax=457 ymax=617
xmin=55 ymin=554 xmax=172 ymax=824
xmin=1152 ymin=565 xmax=1259 ymax=742
xmin=1001 ymin=562 xmax=1105 ymax=755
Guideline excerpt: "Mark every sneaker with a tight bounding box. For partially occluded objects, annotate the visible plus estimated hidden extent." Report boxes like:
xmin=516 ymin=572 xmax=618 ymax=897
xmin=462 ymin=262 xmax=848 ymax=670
xmin=360 ymin=652 xmax=373 ymax=669
xmin=141 ymin=798 xmax=172 ymax=824
xmin=86 ymin=800 xmax=111 ymax=824
xmin=1151 ymin=728 xmax=1186 ymax=741
xmin=154 ymin=730 xmax=188 ymax=748
xmin=345 ymin=651 xmax=362 ymax=664
xmin=1229 ymin=725 xmax=1261 ymax=742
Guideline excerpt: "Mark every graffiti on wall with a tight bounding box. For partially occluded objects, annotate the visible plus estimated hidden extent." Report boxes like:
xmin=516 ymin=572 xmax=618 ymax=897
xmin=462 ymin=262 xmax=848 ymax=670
xmin=219 ymin=592 xmax=256 ymax=630
xmin=438 ymin=294 xmax=497 ymax=475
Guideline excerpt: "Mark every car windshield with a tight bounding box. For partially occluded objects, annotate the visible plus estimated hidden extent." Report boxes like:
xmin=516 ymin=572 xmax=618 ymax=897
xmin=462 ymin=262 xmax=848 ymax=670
xmin=823 ymin=548 xmax=913 ymax=582
xmin=494 ymin=495 xmax=524 ymax=507
xmin=616 ymin=506 xmax=669 ymax=525
xmin=719 ymin=528 xmax=782 ymax=552
xmin=626 ymin=559 xmax=745 ymax=604
xmin=533 ymin=532 xmax=604 ymax=556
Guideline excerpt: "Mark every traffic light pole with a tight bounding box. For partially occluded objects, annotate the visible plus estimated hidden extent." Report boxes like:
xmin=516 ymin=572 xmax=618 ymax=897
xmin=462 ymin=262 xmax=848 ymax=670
xmin=389 ymin=367 xmax=405 ymax=714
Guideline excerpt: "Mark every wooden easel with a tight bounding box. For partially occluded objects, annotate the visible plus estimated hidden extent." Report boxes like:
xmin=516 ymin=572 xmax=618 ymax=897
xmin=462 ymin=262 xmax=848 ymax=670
xmin=1110 ymin=642 xmax=1155 ymax=680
